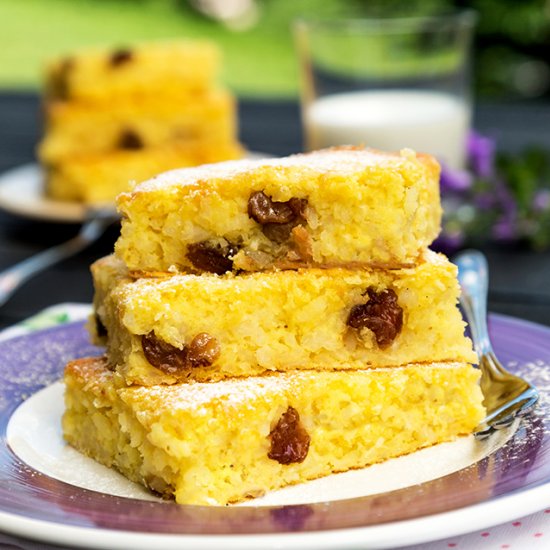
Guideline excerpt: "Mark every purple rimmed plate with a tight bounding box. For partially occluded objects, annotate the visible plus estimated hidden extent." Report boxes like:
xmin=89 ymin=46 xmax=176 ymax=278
xmin=0 ymin=314 xmax=549 ymax=550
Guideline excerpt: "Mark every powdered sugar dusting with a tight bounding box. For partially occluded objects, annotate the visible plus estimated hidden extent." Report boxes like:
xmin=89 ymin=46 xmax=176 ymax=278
xmin=120 ymin=147 xmax=431 ymax=199
xmin=120 ymin=362 xmax=470 ymax=414
xmin=514 ymin=358 xmax=550 ymax=430
xmin=0 ymin=324 xmax=100 ymax=414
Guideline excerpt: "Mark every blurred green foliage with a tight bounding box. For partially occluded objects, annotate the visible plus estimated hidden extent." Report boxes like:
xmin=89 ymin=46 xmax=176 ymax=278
xmin=469 ymin=0 xmax=550 ymax=98
xmin=0 ymin=0 xmax=548 ymax=98
xmin=329 ymin=0 xmax=550 ymax=98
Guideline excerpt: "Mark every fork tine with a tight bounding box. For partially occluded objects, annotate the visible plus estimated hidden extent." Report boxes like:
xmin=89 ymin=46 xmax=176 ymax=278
xmin=491 ymin=415 xmax=516 ymax=429
xmin=455 ymin=249 xmax=540 ymax=436
xmin=482 ymin=388 xmax=539 ymax=427
xmin=474 ymin=425 xmax=495 ymax=440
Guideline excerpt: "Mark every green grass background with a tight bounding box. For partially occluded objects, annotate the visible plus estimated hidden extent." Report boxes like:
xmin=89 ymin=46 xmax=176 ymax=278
xmin=0 ymin=0 xmax=348 ymax=97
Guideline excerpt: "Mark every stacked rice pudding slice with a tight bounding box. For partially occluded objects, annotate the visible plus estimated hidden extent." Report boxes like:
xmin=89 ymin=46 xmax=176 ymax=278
xmin=38 ymin=41 xmax=243 ymax=204
xmin=63 ymin=146 xmax=485 ymax=506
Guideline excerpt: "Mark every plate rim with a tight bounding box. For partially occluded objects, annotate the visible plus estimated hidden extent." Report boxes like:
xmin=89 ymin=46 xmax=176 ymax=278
xmin=0 ymin=313 xmax=548 ymax=549
xmin=0 ymin=163 xmax=86 ymax=223
xmin=0 ymin=463 xmax=548 ymax=550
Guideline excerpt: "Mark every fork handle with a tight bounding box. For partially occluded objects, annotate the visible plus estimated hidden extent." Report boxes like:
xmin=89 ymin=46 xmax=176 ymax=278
xmin=454 ymin=249 xmax=492 ymax=356
xmin=0 ymin=217 xmax=111 ymax=308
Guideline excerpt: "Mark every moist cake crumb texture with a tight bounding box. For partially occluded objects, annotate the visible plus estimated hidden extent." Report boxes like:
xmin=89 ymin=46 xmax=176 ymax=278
xmin=63 ymin=357 xmax=485 ymax=505
xmin=63 ymin=145 xmax=485 ymax=505
xmin=90 ymin=251 xmax=476 ymax=385
xmin=115 ymin=146 xmax=442 ymax=272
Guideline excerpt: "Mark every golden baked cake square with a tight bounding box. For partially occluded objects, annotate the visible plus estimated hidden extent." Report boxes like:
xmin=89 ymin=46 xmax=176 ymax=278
xmin=63 ymin=356 xmax=485 ymax=505
xmin=39 ymin=89 xmax=237 ymax=163
xmin=115 ymin=147 xmax=442 ymax=273
xmin=45 ymin=140 xmax=243 ymax=204
xmin=45 ymin=41 xmax=220 ymax=102
xmin=90 ymin=251 xmax=476 ymax=385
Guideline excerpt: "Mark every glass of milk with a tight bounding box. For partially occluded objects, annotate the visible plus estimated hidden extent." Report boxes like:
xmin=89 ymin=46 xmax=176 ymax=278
xmin=294 ymin=12 xmax=477 ymax=169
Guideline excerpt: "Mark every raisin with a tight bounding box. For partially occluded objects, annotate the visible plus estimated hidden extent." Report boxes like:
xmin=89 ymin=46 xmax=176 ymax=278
xmin=187 ymin=333 xmax=220 ymax=368
xmin=186 ymin=241 xmax=238 ymax=274
xmin=95 ymin=313 xmax=107 ymax=338
xmin=268 ymin=406 xmax=310 ymax=464
xmin=248 ymin=192 xmax=309 ymax=245
xmin=110 ymin=48 xmax=133 ymax=67
xmin=50 ymin=57 xmax=73 ymax=99
xmin=142 ymin=332 xmax=220 ymax=373
xmin=248 ymin=192 xmax=297 ymax=225
xmin=118 ymin=129 xmax=143 ymax=150
xmin=287 ymin=197 xmax=308 ymax=218
xmin=347 ymin=288 xmax=403 ymax=348
xmin=261 ymin=221 xmax=295 ymax=243
xmin=141 ymin=332 xmax=188 ymax=375
xmin=60 ymin=57 xmax=74 ymax=73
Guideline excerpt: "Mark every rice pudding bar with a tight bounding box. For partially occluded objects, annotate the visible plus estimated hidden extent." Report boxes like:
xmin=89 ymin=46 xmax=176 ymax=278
xmin=63 ymin=356 xmax=484 ymax=505
xmin=114 ymin=147 xmax=442 ymax=273
xmin=91 ymin=251 xmax=476 ymax=385
xmin=39 ymin=89 xmax=237 ymax=163
xmin=45 ymin=41 xmax=219 ymax=101
xmin=45 ymin=140 xmax=243 ymax=204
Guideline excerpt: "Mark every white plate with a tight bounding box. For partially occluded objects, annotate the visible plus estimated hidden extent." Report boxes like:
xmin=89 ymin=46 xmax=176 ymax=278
xmin=0 ymin=316 xmax=549 ymax=549
xmin=7 ymin=382 xmax=514 ymax=507
xmin=0 ymin=164 xmax=86 ymax=223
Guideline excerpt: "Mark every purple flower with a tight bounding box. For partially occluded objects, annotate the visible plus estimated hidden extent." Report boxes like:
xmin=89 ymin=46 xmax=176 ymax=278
xmin=532 ymin=189 xmax=550 ymax=211
xmin=440 ymin=166 xmax=473 ymax=193
xmin=468 ymin=131 xmax=496 ymax=179
xmin=490 ymin=177 xmax=519 ymax=241
xmin=494 ymin=178 xmax=518 ymax=218
xmin=492 ymin=217 xmax=517 ymax=241
xmin=474 ymin=192 xmax=496 ymax=210
xmin=433 ymin=228 xmax=465 ymax=254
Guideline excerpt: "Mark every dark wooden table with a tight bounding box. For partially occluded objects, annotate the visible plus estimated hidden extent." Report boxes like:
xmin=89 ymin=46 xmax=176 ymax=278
xmin=0 ymin=92 xmax=550 ymax=329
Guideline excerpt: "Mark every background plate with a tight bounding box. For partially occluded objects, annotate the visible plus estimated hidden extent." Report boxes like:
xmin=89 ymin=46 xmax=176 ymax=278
xmin=0 ymin=314 xmax=549 ymax=549
xmin=0 ymin=164 xmax=85 ymax=222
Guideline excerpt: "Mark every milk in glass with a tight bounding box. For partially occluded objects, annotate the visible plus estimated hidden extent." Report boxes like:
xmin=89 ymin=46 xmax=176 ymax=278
xmin=306 ymin=90 xmax=470 ymax=168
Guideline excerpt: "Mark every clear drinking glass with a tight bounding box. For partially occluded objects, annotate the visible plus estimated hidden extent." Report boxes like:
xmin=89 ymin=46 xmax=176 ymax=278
xmin=294 ymin=12 xmax=477 ymax=168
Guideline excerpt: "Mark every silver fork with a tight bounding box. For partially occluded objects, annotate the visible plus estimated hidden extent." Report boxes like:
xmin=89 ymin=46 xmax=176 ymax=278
xmin=0 ymin=207 xmax=118 ymax=308
xmin=454 ymin=249 xmax=539 ymax=439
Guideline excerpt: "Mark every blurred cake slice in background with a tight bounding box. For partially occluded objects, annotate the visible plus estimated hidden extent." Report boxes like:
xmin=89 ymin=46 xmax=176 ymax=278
xmin=44 ymin=41 xmax=220 ymax=102
xmin=38 ymin=41 xmax=243 ymax=204
xmin=39 ymin=89 xmax=237 ymax=163
xmin=45 ymin=140 xmax=243 ymax=204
